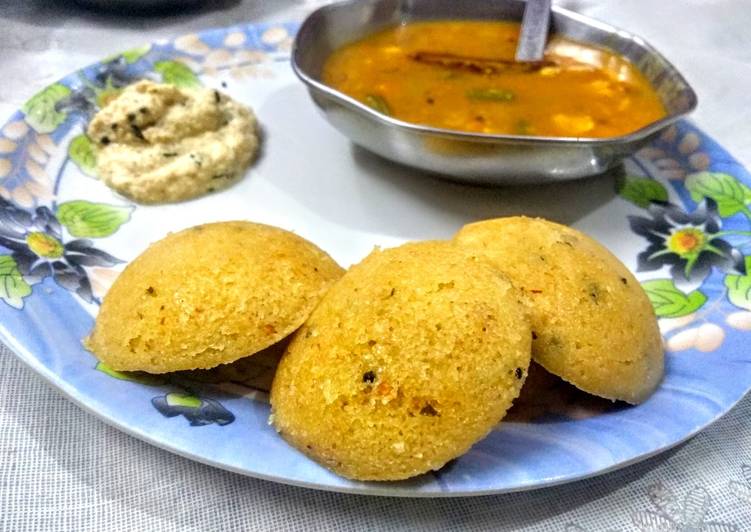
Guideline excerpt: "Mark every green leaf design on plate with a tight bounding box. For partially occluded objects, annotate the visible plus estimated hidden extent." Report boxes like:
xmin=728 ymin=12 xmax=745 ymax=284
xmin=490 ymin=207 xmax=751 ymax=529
xmin=57 ymin=200 xmax=134 ymax=238
xmin=121 ymin=44 xmax=151 ymax=64
xmin=466 ymin=88 xmax=515 ymax=102
xmin=103 ymin=44 xmax=151 ymax=65
xmin=94 ymin=77 xmax=124 ymax=109
xmin=21 ymin=83 xmax=71 ymax=133
xmin=617 ymin=176 xmax=669 ymax=208
xmin=0 ymin=255 xmax=32 ymax=309
xmin=68 ymin=134 xmax=97 ymax=176
xmin=685 ymin=172 xmax=751 ymax=217
xmin=166 ymin=393 xmax=202 ymax=408
xmin=154 ymin=60 xmax=200 ymax=88
xmin=724 ymin=256 xmax=751 ymax=310
xmin=363 ymin=94 xmax=391 ymax=116
xmin=95 ymin=362 xmax=166 ymax=385
xmin=642 ymin=278 xmax=707 ymax=318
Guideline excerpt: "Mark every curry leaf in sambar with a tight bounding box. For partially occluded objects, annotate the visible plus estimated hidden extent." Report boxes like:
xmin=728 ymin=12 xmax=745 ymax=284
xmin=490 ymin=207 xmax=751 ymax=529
xmin=617 ymin=176 xmax=669 ymax=208
xmin=57 ymin=200 xmax=133 ymax=238
xmin=466 ymin=88 xmax=515 ymax=102
xmin=21 ymin=83 xmax=71 ymax=133
xmin=68 ymin=134 xmax=97 ymax=176
xmin=154 ymin=60 xmax=200 ymax=88
xmin=642 ymin=278 xmax=707 ymax=318
xmin=724 ymin=257 xmax=751 ymax=311
xmin=0 ymin=255 xmax=32 ymax=309
xmin=685 ymin=172 xmax=751 ymax=217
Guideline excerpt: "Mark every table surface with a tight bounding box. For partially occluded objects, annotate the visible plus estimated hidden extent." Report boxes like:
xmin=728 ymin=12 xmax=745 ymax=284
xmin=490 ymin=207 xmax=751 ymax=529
xmin=2 ymin=1 xmax=751 ymax=530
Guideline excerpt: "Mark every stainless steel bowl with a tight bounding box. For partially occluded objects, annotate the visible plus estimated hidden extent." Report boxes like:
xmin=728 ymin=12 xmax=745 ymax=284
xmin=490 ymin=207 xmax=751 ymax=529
xmin=292 ymin=0 xmax=697 ymax=184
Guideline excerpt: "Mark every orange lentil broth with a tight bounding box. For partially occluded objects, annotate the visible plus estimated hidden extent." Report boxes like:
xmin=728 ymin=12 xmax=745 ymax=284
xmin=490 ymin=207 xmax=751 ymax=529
xmin=322 ymin=20 xmax=667 ymax=138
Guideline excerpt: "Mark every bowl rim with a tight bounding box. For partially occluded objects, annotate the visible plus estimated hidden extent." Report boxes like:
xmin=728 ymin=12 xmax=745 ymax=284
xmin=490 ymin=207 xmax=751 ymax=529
xmin=291 ymin=0 xmax=698 ymax=146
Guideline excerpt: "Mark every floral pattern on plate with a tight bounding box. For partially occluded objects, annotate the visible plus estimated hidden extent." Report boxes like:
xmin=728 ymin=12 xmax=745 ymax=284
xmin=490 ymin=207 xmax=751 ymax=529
xmin=1 ymin=21 xmax=751 ymax=496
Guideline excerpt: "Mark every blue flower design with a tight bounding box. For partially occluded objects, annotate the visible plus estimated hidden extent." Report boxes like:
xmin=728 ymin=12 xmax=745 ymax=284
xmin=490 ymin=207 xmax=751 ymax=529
xmin=0 ymin=196 xmax=122 ymax=302
xmin=56 ymin=57 xmax=145 ymax=122
xmin=629 ymin=198 xmax=745 ymax=286
xmin=152 ymin=393 xmax=235 ymax=426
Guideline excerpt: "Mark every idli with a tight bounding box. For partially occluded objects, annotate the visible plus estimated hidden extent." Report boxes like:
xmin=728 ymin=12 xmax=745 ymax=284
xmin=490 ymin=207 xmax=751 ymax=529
xmin=270 ymin=241 xmax=531 ymax=481
xmin=454 ymin=216 xmax=663 ymax=404
xmin=85 ymin=221 xmax=343 ymax=373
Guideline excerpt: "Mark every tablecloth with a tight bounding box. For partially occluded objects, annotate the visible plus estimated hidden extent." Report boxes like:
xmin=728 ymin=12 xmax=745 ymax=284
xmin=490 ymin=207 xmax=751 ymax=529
xmin=1 ymin=1 xmax=751 ymax=530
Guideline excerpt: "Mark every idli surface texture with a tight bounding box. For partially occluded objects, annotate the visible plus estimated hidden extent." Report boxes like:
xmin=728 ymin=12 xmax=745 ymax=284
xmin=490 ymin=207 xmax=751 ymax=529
xmin=85 ymin=221 xmax=343 ymax=373
xmin=454 ymin=216 xmax=663 ymax=404
xmin=270 ymin=241 xmax=531 ymax=481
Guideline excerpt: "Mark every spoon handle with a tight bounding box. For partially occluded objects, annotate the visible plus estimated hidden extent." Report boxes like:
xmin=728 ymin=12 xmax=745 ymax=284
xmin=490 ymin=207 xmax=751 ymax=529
xmin=515 ymin=0 xmax=552 ymax=62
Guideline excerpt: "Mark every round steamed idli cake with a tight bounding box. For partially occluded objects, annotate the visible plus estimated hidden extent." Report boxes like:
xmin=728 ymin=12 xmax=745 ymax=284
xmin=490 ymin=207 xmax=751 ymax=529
xmin=454 ymin=216 xmax=663 ymax=404
xmin=270 ymin=241 xmax=532 ymax=481
xmin=84 ymin=222 xmax=344 ymax=373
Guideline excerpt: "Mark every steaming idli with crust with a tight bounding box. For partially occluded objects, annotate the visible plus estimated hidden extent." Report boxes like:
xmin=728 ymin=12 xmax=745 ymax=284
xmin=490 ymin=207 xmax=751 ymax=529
xmin=454 ymin=216 xmax=663 ymax=404
xmin=84 ymin=221 xmax=343 ymax=373
xmin=270 ymin=241 xmax=532 ymax=481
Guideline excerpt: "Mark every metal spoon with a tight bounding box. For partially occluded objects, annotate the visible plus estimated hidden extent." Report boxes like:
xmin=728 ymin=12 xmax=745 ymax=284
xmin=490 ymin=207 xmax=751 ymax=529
xmin=515 ymin=0 xmax=552 ymax=62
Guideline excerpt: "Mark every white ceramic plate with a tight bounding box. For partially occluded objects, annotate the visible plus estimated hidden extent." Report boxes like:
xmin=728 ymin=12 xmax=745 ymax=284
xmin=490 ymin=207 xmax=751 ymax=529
xmin=2 ymin=22 xmax=751 ymax=496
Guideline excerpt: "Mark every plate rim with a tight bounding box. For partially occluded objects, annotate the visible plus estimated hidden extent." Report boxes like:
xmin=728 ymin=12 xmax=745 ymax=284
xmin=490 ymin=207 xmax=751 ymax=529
xmin=2 ymin=19 xmax=751 ymax=498
xmin=6 ymin=319 xmax=746 ymax=498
